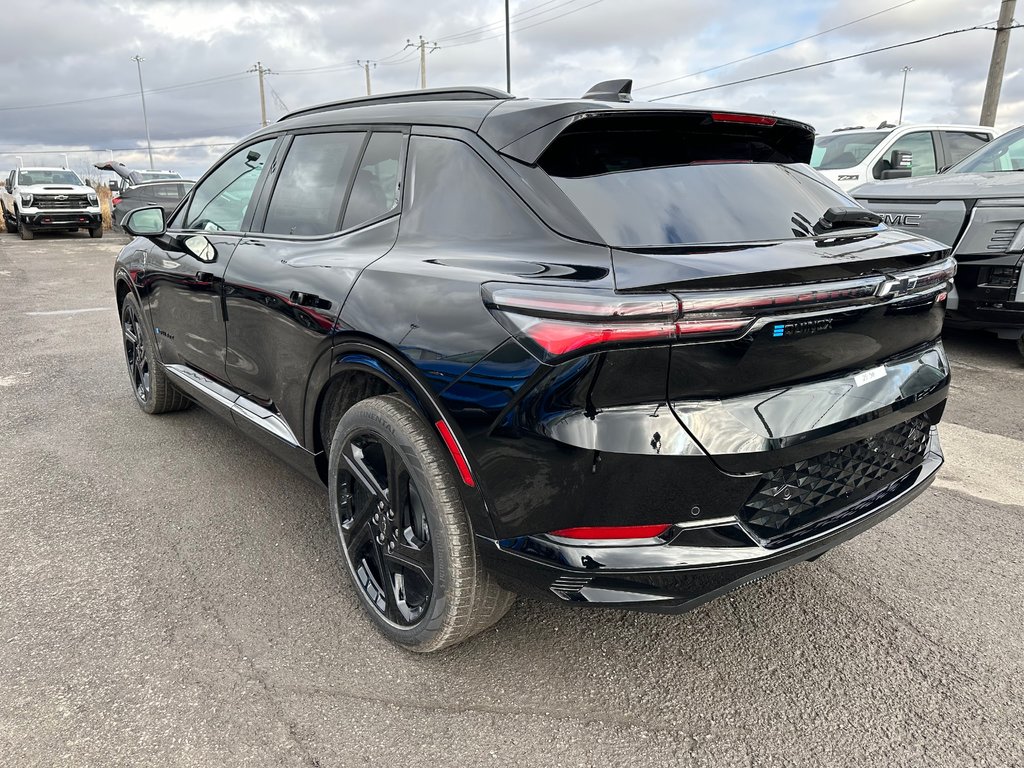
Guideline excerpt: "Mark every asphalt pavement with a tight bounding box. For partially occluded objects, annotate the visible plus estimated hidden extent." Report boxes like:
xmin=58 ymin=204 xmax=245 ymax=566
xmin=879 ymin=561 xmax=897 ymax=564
xmin=1 ymin=232 xmax=1021 ymax=768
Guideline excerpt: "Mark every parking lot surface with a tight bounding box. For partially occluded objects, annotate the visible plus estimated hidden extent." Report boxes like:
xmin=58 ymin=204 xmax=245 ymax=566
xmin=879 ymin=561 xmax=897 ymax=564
xmin=1 ymin=233 xmax=1022 ymax=767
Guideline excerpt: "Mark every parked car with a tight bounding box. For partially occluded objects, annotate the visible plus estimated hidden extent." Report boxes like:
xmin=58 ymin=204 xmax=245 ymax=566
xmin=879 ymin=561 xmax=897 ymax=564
xmin=111 ymin=180 xmax=195 ymax=229
xmin=95 ymin=160 xmax=182 ymax=196
xmin=852 ymin=125 xmax=1024 ymax=356
xmin=1 ymin=166 xmax=103 ymax=239
xmin=113 ymin=81 xmax=954 ymax=652
xmin=812 ymin=123 xmax=996 ymax=191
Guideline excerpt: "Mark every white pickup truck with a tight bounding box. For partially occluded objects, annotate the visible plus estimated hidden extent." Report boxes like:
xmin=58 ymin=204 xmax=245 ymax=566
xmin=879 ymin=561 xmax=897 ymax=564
xmin=1 ymin=167 xmax=103 ymax=240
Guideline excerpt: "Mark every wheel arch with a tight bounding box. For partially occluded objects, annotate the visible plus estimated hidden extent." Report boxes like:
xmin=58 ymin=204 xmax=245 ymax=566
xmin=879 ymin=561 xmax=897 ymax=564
xmin=309 ymin=335 xmax=497 ymax=538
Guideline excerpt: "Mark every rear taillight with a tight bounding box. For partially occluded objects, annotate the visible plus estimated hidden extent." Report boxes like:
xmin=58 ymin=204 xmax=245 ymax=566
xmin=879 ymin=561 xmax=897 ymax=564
xmin=484 ymin=256 xmax=956 ymax=360
xmin=483 ymin=285 xmax=751 ymax=359
xmin=112 ymin=196 xmax=122 ymax=206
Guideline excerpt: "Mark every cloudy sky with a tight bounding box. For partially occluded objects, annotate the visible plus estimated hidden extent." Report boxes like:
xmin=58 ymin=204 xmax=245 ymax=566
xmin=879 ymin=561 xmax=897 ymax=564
xmin=2 ymin=0 xmax=1022 ymax=181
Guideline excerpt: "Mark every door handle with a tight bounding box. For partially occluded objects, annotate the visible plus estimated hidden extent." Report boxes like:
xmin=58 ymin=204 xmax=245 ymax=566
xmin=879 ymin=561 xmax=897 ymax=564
xmin=290 ymin=291 xmax=332 ymax=310
xmin=195 ymin=271 xmax=216 ymax=282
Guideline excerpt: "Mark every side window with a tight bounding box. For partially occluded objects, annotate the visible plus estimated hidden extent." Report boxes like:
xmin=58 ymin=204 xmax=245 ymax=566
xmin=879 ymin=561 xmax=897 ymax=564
xmin=185 ymin=138 xmax=276 ymax=232
xmin=263 ymin=132 xmax=365 ymax=236
xmin=401 ymin=136 xmax=545 ymax=241
xmin=342 ymin=132 xmax=404 ymax=230
xmin=885 ymin=132 xmax=937 ymax=177
xmin=943 ymin=131 xmax=990 ymax=166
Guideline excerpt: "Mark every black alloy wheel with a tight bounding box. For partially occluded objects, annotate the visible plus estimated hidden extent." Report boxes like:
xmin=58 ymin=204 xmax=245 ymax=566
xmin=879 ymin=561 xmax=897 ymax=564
xmin=337 ymin=432 xmax=435 ymax=626
xmin=328 ymin=396 xmax=515 ymax=652
xmin=118 ymin=293 xmax=191 ymax=414
xmin=122 ymin=300 xmax=151 ymax=405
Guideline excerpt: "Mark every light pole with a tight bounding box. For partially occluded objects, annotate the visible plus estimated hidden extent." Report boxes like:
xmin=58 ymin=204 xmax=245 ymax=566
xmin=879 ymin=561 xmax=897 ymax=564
xmin=131 ymin=54 xmax=155 ymax=170
xmin=61 ymin=153 xmax=69 ymax=169
xmin=15 ymin=156 xmax=22 ymax=169
xmin=898 ymin=66 xmax=912 ymax=125
xmin=505 ymin=0 xmax=511 ymax=93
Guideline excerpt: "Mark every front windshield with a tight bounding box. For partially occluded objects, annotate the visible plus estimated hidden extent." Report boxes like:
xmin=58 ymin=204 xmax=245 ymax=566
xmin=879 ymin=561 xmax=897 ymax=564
xmin=19 ymin=169 xmax=83 ymax=185
xmin=811 ymin=131 xmax=889 ymax=170
xmin=949 ymin=128 xmax=1024 ymax=173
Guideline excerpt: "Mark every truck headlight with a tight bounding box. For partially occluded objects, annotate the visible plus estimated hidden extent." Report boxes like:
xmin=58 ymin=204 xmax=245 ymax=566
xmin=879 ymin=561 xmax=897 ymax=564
xmin=19 ymin=193 xmax=32 ymax=207
xmin=87 ymin=192 xmax=98 ymax=205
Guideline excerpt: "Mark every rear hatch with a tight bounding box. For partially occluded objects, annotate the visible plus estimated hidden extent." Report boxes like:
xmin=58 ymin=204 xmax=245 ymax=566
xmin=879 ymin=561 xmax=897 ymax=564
xmin=533 ymin=112 xmax=951 ymax=402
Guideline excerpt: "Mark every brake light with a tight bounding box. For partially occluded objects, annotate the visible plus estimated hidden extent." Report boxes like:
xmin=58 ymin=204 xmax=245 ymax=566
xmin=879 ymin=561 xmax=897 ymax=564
xmin=112 ymin=196 xmax=122 ymax=206
xmin=549 ymin=524 xmax=671 ymax=540
xmin=484 ymin=284 xmax=751 ymax=359
xmin=711 ymin=112 xmax=777 ymax=126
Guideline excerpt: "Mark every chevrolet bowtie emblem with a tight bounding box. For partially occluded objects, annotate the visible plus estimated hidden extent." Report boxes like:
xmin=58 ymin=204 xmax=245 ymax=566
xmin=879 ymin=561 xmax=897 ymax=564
xmin=876 ymin=275 xmax=919 ymax=299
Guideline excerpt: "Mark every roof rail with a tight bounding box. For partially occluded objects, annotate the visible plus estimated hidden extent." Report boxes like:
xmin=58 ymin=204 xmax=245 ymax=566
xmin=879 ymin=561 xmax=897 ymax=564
xmin=278 ymin=86 xmax=514 ymax=122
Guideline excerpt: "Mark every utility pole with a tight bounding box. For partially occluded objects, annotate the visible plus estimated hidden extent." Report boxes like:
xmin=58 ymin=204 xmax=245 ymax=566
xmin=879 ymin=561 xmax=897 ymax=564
xmin=981 ymin=0 xmax=1017 ymax=126
xmin=406 ymin=36 xmax=439 ymax=89
xmin=131 ymin=54 xmax=155 ymax=170
xmin=505 ymin=0 xmax=512 ymax=93
xmin=249 ymin=61 xmax=272 ymax=127
xmin=898 ymin=66 xmax=912 ymax=124
xmin=358 ymin=59 xmax=376 ymax=95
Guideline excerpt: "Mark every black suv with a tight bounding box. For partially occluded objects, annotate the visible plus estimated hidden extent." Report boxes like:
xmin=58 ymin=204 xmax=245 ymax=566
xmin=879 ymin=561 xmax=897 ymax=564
xmin=115 ymin=81 xmax=953 ymax=652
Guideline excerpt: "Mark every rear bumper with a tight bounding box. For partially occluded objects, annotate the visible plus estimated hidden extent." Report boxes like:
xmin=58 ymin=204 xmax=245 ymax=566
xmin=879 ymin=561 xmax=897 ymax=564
xmin=480 ymin=428 xmax=942 ymax=610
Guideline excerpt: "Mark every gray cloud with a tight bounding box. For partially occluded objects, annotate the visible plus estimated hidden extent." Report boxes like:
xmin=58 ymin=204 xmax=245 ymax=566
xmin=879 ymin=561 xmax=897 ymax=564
xmin=2 ymin=0 xmax=1022 ymax=180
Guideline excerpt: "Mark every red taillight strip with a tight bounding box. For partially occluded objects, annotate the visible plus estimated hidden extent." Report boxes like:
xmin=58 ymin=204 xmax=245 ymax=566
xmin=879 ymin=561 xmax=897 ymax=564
xmin=511 ymin=316 xmax=749 ymax=355
xmin=549 ymin=524 xmax=671 ymax=540
xmin=435 ymin=420 xmax=475 ymax=487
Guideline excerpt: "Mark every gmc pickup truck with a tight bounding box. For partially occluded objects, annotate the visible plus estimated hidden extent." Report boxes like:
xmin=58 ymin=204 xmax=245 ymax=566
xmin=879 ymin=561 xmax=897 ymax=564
xmin=1 ymin=167 xmax=103 ymax=240
xmin=853 ymin=126 xmax=1024 ymax=357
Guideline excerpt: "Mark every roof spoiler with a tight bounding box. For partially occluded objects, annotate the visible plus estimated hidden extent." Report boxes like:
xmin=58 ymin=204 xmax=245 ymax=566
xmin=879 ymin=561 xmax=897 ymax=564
xmin=581 ymin=79 xmax=633 ymax=103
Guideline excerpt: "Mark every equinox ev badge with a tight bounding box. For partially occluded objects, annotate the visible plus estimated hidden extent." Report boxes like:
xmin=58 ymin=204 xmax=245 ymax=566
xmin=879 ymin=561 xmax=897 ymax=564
xmin=770 ymin=318 xmax=833 ymax=338
xmin=881 ymin=213 xmax=922 ymax=227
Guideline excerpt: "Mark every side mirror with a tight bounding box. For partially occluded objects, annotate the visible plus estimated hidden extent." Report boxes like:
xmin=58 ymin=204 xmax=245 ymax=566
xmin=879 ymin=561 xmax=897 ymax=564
xmin=122 ymin=206 xmax=166 ymax=237
xmin=891 ymin=149 xmax=913 ymax=169
xmin=182 ymin=235 xmax=217 ymax=263
xmin=107 ymin=180 xmax=118 ymax=192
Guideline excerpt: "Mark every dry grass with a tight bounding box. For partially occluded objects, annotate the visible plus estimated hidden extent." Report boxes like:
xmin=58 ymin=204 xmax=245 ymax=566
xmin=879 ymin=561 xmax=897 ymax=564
xmin=0 ymin=183 xmax=114 ymax=234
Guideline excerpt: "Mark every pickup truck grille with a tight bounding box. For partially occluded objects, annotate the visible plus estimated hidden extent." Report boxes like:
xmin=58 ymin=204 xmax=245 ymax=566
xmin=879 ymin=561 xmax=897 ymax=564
xmin=741 ymin=416 xmax=931 ymax=545
xmin=32 ymin=194 xmax=90 ymax=210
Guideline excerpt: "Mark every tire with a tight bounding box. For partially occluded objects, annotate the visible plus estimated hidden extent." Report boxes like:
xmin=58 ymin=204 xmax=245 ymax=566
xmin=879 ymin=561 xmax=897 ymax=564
xmin=119 ymin=293 xmax=191 ymax=414
xmin=19 ymin=225 xmax=33 ymax=240
xmin=1017 ymin=333 xmax=1024 ymax=360
xmin=89 ymin=226 xmax=103 ymax=239
xmin=328 ymin=395 xmax=514 ymax=652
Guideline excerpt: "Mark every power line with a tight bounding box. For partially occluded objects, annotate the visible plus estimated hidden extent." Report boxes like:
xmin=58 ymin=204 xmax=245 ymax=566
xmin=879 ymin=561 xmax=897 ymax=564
xmin=0 ymin=71 xmax=251 ymax=113
xmin=444 ymin=0 xmax=606 ymax=49
xmin=437 ymin=0 xmax=585 ymax=43
xmin=649 ymin=23 xmax=1017 ymax=101
xmin=635 ymin=0 xmax=919 ymax=92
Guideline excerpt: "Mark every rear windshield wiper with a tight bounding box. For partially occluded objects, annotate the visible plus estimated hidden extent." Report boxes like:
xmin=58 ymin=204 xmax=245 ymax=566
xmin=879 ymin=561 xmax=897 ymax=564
xmin=813 ymin=206 xmax=882 ymax=235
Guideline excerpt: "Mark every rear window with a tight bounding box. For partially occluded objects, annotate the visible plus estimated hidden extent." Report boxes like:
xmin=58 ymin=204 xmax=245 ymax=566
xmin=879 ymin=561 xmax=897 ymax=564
xmin=541 ymin=121 xmax=853 ymax=248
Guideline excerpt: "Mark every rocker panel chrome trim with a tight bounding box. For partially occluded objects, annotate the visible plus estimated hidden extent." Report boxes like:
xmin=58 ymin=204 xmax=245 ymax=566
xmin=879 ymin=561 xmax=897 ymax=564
xmin=164 ymin=363 xmax=302 ymax=448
